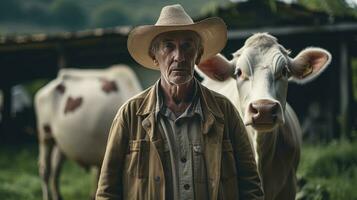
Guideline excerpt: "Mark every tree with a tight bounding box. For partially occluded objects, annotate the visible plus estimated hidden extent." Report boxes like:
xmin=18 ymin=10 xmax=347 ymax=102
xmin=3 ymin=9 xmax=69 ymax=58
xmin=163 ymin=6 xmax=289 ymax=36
xmin=0 ymin=0 xmax=24 ymax=21
xmin=50 ymin=0 xmax=87 ymax=29
xmin=298 ymin=0 xmax=357 ymax=17
xmin=91 ymin=2 xmax=131 ymax=27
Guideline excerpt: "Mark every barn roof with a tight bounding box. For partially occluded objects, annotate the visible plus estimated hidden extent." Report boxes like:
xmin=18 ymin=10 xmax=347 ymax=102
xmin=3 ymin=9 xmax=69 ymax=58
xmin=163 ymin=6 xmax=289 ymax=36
xmin=0 ymin=26 xmax=131 ymax=52
xmin=197 ymin=1 xmax=357 ymax=29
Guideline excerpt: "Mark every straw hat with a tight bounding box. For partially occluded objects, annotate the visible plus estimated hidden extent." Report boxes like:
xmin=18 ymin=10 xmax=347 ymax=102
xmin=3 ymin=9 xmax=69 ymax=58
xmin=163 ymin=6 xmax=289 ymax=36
xmin=127 ymin=4 xmax=227 ymax=70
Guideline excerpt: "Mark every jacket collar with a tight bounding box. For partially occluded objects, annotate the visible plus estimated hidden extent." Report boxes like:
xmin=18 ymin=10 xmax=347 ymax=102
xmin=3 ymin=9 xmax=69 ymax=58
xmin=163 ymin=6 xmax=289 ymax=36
xmin=136 ymin=80 xmax=160 ymax=116
xmin=136 ymin=79 xmax=224 ymax=134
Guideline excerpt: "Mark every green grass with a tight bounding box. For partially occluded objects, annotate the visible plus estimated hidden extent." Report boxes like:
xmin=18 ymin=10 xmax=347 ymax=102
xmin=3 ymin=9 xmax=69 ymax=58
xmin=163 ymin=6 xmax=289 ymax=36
xmin=0 ymin=143 xmax=92 ymax=200
xmin=0 ymin=140 xmax=357 ymax=199
xmin=297 ymin=140 xmax=357 ymax=200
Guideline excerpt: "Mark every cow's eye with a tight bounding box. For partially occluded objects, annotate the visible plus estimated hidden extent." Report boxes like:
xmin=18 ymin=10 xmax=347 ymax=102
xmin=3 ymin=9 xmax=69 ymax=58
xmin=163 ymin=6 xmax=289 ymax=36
xmin=282 ymin=67 xmax=289 ymax=77
xmin=236 ymin=68 xmax=242 ymax=77
xmin=276 ymin=67 xmax=289 ymax=80
xmin=235 ymin=68 xmax=248 ymax=80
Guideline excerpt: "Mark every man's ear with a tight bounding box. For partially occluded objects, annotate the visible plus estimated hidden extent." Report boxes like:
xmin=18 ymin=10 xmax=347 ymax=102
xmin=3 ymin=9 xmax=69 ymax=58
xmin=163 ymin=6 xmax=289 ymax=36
xmin=289 ymin=47 xmax=331 ymax=84
xmin=153 ymin=58 xmax=159 ymax=66
xmin=195 ymin=47 xmax=204 ymax=65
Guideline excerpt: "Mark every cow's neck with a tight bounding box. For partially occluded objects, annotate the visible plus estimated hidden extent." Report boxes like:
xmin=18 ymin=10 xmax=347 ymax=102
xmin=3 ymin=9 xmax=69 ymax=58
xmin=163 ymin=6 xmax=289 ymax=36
xmin=249 ymin=126 xmax=279 ymax=174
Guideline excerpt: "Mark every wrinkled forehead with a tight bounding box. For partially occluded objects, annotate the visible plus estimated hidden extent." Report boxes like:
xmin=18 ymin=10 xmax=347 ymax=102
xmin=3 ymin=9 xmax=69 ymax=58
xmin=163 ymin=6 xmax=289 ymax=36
xmin=153 ymin=30 xmax=201 ymax=42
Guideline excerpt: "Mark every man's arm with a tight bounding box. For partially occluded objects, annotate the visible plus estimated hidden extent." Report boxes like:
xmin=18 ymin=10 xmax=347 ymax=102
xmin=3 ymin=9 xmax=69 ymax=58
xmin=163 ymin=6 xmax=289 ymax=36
xmin=228 ymin=103 xmax=264 ymax=199
xmin=96 ymin=112 xmax=128 ymax=200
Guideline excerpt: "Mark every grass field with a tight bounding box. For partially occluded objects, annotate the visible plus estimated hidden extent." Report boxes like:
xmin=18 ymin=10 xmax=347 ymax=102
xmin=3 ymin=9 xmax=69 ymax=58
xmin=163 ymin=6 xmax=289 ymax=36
xmin=0 ymin=143 xmax=92 ymax=200
xmin=297 ymin=140 xmax=357 ymax=200
xmin=0 ymin=140 xmax=356 ymax=200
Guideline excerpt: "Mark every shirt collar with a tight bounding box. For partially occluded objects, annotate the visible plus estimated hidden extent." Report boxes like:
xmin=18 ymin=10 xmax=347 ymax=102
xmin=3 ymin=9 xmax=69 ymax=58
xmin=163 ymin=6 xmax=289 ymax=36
xmin=155 ymin=78 xmax=203 ymax=120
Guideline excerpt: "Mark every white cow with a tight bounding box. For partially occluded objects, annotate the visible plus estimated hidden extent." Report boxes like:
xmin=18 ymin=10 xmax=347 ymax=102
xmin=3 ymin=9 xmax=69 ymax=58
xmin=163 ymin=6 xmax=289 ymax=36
xmin=34 ymin=65 xmax=142 ymax=200
xmin=197 ymin=33 xmax=331 ymax=200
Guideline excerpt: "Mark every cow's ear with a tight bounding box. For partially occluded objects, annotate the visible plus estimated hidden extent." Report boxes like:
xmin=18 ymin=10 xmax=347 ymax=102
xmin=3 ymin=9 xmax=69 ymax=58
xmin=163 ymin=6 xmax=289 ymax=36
xmin=289 ymin=47 xmax=331 ymax=84
xmin=197 ymin=54 xmax=235 ymax=81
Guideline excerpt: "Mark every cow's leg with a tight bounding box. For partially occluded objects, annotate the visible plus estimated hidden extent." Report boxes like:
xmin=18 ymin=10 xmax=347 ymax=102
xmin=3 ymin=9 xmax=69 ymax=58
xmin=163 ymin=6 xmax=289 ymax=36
xmin=39 ymin=139 xmax=54 ymax=200
xmin=50 ymin=145 xmax=65 ymax=200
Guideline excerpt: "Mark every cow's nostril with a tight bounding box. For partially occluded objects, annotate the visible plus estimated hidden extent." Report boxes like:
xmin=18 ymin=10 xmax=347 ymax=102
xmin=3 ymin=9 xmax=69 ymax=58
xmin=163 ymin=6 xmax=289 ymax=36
xmin=271 ymin=103 xmax=278 ymax=115
xmin=249 ymin=100 xmax=281 ymax=125
xmin=249 ymin=103 xmax=259 ymax=114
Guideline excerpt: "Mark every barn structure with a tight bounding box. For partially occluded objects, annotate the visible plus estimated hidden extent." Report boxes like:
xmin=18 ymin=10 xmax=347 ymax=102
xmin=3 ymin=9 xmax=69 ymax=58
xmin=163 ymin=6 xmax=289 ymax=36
xmin=0 ymin=1 xmax=356 ymax=141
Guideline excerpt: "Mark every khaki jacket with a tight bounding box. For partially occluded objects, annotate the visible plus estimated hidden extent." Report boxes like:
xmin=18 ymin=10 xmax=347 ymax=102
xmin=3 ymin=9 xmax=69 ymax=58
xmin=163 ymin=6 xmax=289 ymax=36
xmin=96 ymin=82 xmax=264 ymax=200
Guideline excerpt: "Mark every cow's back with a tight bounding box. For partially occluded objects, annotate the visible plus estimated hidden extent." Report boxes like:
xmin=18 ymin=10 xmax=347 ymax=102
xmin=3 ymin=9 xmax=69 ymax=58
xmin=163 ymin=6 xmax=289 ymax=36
xmin=35 ymin=65 xmax=142 ymax=167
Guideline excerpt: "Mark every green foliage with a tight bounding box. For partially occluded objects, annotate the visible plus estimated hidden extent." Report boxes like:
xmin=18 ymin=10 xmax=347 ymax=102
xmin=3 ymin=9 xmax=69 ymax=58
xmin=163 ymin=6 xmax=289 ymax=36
xmin=297 ymin=181 xmax=330 ymax=200
xmin=50 ymin=0 xmax=87 ymax=29
xmin=1 ymin=0 xmax=357 ymax=34
xmin=302 ymin=141 xmax=357 ymax=178
xmin=22 ymin=79 xmax=50 ymax=99
xmin=0 ymin=0 xmax=23 ymax=21
xmin=0 ymin=0 xmax=230 ymax=33
xmin=298 ymin=0 xmax=357 ymax=17
xmin=91 ymin=2 xmax=130 ymax=27
xmin=200 ymin=1 xmax=222 ymax=16
xmin=297 ymin=140 xmax=357 ymax=200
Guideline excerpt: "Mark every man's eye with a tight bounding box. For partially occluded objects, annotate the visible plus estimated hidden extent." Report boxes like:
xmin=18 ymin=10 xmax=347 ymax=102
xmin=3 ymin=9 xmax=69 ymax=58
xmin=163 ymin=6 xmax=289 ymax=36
xmin=164 ymin=42 xmax=175 ymax=49
xmin=182 ymin=42 xmax=192 ymax=49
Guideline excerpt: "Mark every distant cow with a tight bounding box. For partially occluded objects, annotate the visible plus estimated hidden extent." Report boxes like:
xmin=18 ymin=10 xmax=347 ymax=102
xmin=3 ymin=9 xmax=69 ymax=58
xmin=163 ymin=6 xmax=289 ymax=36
xmin=34 ymin=65 xmax=142 ymax=200
xmin=197 ymin=33 xmax=331 ymax=200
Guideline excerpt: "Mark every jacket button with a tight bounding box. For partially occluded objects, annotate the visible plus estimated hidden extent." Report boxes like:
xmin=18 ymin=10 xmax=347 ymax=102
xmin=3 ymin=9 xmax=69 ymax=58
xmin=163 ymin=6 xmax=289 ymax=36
xmin=154 ymin=176 xmax=160 ymax=182
xmin=184 ymin=184 xmax=190 ymax=190
xmin=180 ymin=157 xmax=187 ymax=163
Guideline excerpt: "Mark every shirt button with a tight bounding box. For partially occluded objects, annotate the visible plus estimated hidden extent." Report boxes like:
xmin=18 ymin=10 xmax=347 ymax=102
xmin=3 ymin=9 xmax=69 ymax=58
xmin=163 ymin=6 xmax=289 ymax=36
xmin=181 ymin=157 xmax=187 ymax=163
xmin=154 ymin=176 xmax=160 ymax=182
xmin=184 ymin=184 xmax=190 ymax=190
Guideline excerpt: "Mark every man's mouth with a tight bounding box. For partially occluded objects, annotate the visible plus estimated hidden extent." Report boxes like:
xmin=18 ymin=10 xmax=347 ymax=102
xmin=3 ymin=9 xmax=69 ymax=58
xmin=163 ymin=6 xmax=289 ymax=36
xmin=171 ymin=68 xmax=189 ymax=73
xmin=172 ymin=70 xmax=186 ymax=73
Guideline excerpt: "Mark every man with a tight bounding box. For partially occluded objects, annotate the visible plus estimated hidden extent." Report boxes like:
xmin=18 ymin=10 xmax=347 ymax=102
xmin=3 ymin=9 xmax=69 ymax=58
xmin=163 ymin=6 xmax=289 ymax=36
xmin=96 ymin=4 xmax=263 ymax=200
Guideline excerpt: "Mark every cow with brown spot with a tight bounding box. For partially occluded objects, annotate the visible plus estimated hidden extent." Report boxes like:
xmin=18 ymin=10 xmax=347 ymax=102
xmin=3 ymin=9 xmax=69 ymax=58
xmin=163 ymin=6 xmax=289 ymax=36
xmin=34 ymin=65 xmax=142 ymax=200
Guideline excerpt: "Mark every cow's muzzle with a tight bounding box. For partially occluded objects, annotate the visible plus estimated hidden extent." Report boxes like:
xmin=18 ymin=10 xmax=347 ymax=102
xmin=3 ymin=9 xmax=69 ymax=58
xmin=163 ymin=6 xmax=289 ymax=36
xmin=244 ymin=99 xmax=282 ymax=132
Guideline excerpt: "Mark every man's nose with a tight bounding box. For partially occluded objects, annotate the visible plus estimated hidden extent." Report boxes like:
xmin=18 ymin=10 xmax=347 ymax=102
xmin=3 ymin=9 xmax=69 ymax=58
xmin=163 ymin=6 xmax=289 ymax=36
xmin=174 ymin=48 xmax=185 ymax=63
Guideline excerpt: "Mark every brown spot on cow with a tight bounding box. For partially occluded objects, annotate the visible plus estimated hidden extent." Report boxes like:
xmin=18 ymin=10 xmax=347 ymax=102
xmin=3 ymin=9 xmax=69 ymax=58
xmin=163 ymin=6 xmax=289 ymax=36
xmin=41 ymin=124 xmax=54 ymax=143
xmin=64 ymin=96 xmax=83 ymax=114
xmin=56 ymin=84 xmax=66 ymax=94
xmin=101 ymin=79 xmax=118 ymax=94
xmin=43 ymin=124 xmax=52 ymax=134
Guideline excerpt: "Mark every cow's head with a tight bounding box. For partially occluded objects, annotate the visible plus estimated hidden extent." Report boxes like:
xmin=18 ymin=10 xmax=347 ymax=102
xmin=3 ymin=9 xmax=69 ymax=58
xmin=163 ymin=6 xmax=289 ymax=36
xmin=198 ymin=33 xmax=331 ymax=132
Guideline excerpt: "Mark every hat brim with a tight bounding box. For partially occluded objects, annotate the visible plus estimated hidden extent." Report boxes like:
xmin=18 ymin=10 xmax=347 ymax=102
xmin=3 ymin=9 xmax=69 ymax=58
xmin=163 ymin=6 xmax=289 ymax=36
xmin=127 ymin=17 xmax=227 ymax=70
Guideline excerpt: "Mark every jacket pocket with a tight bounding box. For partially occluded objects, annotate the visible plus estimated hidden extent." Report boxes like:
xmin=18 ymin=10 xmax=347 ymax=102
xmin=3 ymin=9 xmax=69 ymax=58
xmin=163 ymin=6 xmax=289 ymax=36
xmin=219 ymin=140 xmax=239 ymax=200
xmin=193 ymin=143 xmax=208 ymax=183
xmin=221 ymin=140 xmax=237 ymax=180
xmin=126 ymin=139 xmax=149 ymax=179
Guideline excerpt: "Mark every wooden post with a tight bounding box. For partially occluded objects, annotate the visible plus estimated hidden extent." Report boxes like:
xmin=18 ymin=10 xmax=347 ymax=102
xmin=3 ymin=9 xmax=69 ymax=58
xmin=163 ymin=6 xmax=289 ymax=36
xmin=56 ymin=43 xmax=67 ymax=69
xmin=1 ymin=86 xmax=12 ymax=136
xmin=339 ymin=39 xmax=352 ymax=140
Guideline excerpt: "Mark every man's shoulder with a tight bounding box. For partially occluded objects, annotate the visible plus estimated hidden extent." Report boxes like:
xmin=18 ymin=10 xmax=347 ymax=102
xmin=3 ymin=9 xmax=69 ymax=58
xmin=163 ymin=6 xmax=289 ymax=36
xmin=127 ymin=86 xmax=152 ymax=104
xmin=116 ymin=86 xmax=152 ymax=115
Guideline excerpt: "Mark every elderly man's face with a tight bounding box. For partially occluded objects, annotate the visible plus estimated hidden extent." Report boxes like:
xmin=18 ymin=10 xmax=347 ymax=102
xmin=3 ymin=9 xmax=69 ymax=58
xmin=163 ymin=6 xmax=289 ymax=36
xmin=152 ymin=30 xmax=202 ymax=85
